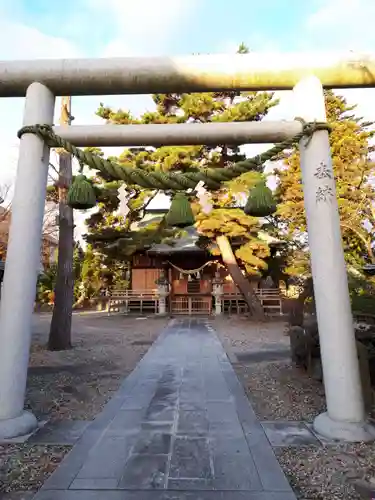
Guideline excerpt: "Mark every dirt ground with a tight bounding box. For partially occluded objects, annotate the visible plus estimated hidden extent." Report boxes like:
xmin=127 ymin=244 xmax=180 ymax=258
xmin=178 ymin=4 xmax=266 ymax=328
xmin=0 ymin=313 xmax=168 ymax=497
xmin=26 ymin=314 xmax=168 ymax=421
xmin=214 ymin=316 xmax=375 ymax=500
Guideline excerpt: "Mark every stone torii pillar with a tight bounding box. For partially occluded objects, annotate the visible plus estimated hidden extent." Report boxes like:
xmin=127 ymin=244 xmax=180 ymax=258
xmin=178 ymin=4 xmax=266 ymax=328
xmin=294 ymin=76 xmax=375 ymax=442
xmin=0 ymin=82 xmax=55 ymax=438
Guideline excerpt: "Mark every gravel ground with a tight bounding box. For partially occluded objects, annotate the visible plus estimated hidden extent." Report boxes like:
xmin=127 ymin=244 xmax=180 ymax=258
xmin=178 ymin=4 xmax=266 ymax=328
xmin=276 ymin=444 xmax=375 ymax=500
xmin=0 ymin=444 xmax=70 ymax=496
xmin=214 ymin=316 xmax=375 ymax=500
xmin=0 ymin=313 xmax=168 ymax=496
xmin=236 ymin=360 xmax=326 ymax=422
xmin=214 ymin=316 xmax=326 ymax=421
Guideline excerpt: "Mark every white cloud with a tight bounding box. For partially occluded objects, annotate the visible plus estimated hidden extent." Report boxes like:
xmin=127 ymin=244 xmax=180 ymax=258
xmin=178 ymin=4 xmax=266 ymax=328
xmin=0 ymin=18 xmax=81 ymax=60
xmin=304 ymin=0 xmax=375 ymax=122
xmin=93 ymin=0 xmax=199 ymax=57
xmin=0 ymin=0 xmax=199 ymax=241
xmin=0 ymin=19 xmax=93 ymax=243
xmin=307 ymin=0 xmax=375 ymax=51
xmin=0 ymin=18 xmax=82 ymax=191
xmin=0 ymin=0 xmax=199 ymax=191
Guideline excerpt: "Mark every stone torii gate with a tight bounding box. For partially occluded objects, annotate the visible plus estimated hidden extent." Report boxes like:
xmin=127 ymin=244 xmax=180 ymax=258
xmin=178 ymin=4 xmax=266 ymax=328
xmin=0 ymin=52 xmax=374 ymax=442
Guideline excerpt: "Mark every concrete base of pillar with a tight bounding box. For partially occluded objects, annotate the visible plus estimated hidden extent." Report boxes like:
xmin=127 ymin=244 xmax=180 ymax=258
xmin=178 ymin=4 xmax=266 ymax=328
xmin=313 ymin=412 xmax=375 ymax=443
xmin=0 ymin=411 xmax=37 ymax=440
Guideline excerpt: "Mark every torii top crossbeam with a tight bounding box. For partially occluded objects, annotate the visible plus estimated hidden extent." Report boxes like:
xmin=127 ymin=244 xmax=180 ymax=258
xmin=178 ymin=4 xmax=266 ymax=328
xmin=0 ymin=52 xmax=374 ymax=97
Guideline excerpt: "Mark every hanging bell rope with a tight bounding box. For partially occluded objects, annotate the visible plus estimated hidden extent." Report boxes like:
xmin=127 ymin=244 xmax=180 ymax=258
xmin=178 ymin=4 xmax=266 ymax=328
xmin=244 ymin=179 xmax=277 ymax=217
xmin=165 ymin=192 xmax=195 ymax=228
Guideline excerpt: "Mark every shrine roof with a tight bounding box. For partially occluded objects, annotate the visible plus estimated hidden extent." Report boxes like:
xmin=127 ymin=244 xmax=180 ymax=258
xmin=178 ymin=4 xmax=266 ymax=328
xmin=134 ymin=208 xmax=284 ymax=256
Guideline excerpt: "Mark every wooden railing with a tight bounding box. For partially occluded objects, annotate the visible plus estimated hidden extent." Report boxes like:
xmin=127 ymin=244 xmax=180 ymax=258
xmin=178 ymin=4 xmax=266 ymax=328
xmin=170 ymin=294 xmax=212 ymax=315
xmin=223 ymin=288 xmax=282 ymax=315
xmin=223 ymin=288 xmax=280 ymax=297
xmin=106 ymin=289 xmax=158 ymax=314
xmin=108 ymin=289 xmax=158 ymax=298
xmin=256 ymin=288 xmax=280 ymax=297
xmin=101 ymin=287 xmax=282 ymax=316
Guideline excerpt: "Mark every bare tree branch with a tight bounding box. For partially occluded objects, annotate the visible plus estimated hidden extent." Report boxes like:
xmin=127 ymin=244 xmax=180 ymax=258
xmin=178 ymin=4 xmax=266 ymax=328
xmin=43 ymin=201 xmax=59 ymax=239
xmin=48 ymin=161 xmax=59 ymax=177
xmin=0 ymin=184 xmax=11 ymax=220
xmin=0 ymin=184 xmax=59 ymax=244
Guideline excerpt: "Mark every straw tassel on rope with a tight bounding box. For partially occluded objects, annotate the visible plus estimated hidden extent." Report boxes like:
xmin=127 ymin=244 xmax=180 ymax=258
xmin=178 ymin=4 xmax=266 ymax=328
xmin=165 ymin=192 xmax=195 ymax=228
xmin=67 ymin=164 xmax=96 ymax=210
xmin=244 ymin=179 xmax=277 ymax=217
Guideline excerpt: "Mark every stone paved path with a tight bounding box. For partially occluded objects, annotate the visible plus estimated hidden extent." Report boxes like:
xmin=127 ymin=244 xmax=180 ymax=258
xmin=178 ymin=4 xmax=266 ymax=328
xmin=33 ymin=319 xmax=297 ymax=499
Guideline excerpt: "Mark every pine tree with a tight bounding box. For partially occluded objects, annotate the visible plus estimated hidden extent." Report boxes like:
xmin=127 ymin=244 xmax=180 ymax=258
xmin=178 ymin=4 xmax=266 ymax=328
xmin=86 ymin=45 xmax=279 ymax=318
xmin=274 ymin=90 xmax=375 ymax=279
xmin=48 ymin=97 xmax=74 ymax=351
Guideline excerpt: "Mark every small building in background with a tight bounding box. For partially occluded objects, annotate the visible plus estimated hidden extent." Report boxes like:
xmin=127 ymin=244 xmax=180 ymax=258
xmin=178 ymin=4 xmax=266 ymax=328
xmin=123 ymin=207 xmax=284 ymax=316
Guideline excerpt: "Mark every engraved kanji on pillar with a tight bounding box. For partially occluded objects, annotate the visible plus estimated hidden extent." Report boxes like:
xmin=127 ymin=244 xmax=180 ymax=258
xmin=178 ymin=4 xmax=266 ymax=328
xmin=314 ymin=161 xmax=334 ymax=203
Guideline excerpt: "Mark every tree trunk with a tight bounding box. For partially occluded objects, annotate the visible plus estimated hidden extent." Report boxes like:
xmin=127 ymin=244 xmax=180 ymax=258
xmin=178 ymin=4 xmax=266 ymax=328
xmin=216 ymin=235 xmax=265 ymax=320
xmin=48 ymin=98 xmax=74 ymax=351
xmin=288 ymin=277 xmax=314 ymax=327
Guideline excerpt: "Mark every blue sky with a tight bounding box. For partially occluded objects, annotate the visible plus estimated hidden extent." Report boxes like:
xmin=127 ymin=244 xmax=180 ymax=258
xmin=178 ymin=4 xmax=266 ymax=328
xmin=0 ymin=0 xmax=368 ymax=57
xmin=0 ymin=0 xmax=373 ymax=225
xmin=0 ymin=1 xmax=325 ymax=56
